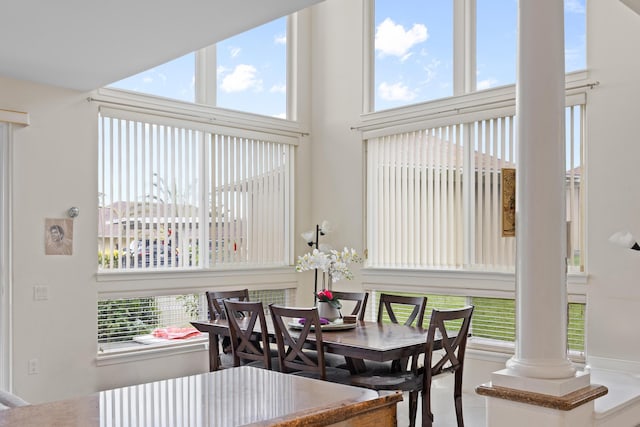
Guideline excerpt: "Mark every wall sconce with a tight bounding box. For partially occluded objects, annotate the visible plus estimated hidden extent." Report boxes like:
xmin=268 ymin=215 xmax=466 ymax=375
xmin=609 ymin=230 xmax=640 ymax=250
xmin=67 ymin=207 xmax=80 ymax=218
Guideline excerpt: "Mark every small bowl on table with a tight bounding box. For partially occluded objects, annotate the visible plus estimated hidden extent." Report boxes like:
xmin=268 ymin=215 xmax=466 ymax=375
xmin=342 ymin=315 xmax=357 ymax=324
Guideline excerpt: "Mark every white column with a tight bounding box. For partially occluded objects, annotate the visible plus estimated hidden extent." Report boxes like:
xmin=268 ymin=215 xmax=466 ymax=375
xmin=507 ymin=0 xmax=576 ymax=381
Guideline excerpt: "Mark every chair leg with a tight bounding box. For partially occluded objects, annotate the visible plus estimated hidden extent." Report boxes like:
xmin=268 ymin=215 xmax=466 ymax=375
xmin=454 ymin=371 xmax=464 ymax=427
xmin=408 ymin=390 xmax=418 ymax=427
xmin=421 ymin=389 xmax=434 ymax=427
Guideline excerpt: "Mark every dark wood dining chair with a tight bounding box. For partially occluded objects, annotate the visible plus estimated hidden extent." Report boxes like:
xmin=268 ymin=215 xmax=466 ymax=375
xmin=223 ymin=299 xmax=277 ymax=370
xmin=206 ymin=289 xmax=250 ymax=321
xmin=269 ymin=304 xmax=350 ymax=384
xmin=377 ymin=293 xmax=427 ymax=328
xmin=205 ymin=289 xmax=250 ymax=367
xmin=367 ymin=293 xmax=428 ymax=373
xmin=351 ymin=306 xmax=474 ymax=427
xmin=332 ymin=291 xmax=369 ymax=321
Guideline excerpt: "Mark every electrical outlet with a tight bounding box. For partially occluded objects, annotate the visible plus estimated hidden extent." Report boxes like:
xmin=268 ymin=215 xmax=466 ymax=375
xmin=28 ymin=358 xmax=39 ymax=375
xmin=33 ymin=285 xmax=48 ymax=301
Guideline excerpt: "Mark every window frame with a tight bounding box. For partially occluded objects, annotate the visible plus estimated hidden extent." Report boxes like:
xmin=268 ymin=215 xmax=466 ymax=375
xmin=110 ymin=14 xmax=296 ymax=121
xmin=360 ymin=72 xmax=590 ymax=272
xmin=366 ymin=0 xmax=586 ymax=113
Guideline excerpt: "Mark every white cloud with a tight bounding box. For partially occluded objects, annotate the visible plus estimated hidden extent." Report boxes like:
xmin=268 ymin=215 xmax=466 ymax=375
xmin=270 ymin=83 xmax=286 ymax=93
xmin=230 ymin=47 xmax=241 ymax=58
xmin=477 ymin=78 xmax=498 ymax=90
xmin=142 ymin=76 xmax=153 ymax=84
xmin=378 ymin=81 xmax=417 ymax=102
xmin=375 ymin=18 xmax=428 ymax=58
xmin=220 ymin=64 xmax=262 ymax=93
xmin=274 ymin=112 xmax=287 ymax=119
xmin=565 ymin=0 xmax=585 ymax=14
xmin=275 ymin=34 xmax=286 ymax=45
xmin=422 ymin=59 xmax=441 ymax=84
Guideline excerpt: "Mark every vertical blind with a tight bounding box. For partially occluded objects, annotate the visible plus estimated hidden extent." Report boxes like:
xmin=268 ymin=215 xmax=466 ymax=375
xmin=98 ymin=108 xmax=294 ymax=270
xmin=366 ymin=104 xmax=584 ymax=272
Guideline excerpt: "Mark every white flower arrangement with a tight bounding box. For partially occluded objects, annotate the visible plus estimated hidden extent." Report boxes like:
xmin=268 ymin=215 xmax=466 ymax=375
xmin=295 ymin=247 xmax=363 ymax=282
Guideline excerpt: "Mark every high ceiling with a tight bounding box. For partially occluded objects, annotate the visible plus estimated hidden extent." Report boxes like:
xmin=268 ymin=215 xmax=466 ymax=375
xmin=0 ymin=0 xmax=323 ymax=92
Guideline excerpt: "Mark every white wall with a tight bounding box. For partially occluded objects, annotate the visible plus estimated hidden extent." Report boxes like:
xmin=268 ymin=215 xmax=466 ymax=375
xmin=4 ymin=0 xmax=640 ymax=406
xmin=0 ymin=74 xmax=311 ymax=403
xmin=585 ymin=0 xmax=640 ymax=372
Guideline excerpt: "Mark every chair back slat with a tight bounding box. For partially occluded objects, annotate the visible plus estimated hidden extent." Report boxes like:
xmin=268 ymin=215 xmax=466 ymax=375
xmin=206 ymin=289 xmax=250 ymax=320
xmin=269 ymin=304 xmax=326 ymax=379
xmin=223 ymin=300 xmax=272 ymax=369
xmin=377 ymin=293 xmax=427 ymax=327
xmin=424 ymin=306 xmax=474 ymax=385
xmin=331 ymin=291 xmax=369 ymax=321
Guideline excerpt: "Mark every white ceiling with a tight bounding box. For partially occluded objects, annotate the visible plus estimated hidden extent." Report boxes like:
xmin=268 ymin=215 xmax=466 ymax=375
xmin=0 ymin=0 xmax=323 ymax=92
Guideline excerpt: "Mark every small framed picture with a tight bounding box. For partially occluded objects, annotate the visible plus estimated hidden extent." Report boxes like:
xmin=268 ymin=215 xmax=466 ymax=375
xmin=45 ymin=218 xmax=73 ymax=255
xmin=502 ymin=168 xmax=516 ymax=237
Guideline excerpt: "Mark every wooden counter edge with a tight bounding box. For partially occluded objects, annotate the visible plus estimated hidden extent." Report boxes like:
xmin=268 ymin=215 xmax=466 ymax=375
xmin=475 ymin=383 xmax=608 ymax=411
xmin=246 ymin=390 xmax=403 ymax=427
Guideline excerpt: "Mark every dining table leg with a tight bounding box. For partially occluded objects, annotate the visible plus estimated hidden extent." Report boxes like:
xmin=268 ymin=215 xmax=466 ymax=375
xmin=209 ymin=333 xmax=221 ymax=371
xmin=345 ymin=357 xmax=368 ymax=374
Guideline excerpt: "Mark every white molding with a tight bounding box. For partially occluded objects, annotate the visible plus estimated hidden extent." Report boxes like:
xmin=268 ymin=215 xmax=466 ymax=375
xmin=97 ymin=266 xmax=299 ymax=298
xmin=361 ymin=267 xmax=588 ymax=299
xmin=96 ymin=338 xmax=208 ymax=366
xmin=0 ymin=124 xmax=12 ymax=390
xmin=91 ymin=88 xmax=306 ymax=140
xmin=587 ymin=356 xmax=640 ymax=375
xmin=0 ymin=109 xmax=29 ymax=126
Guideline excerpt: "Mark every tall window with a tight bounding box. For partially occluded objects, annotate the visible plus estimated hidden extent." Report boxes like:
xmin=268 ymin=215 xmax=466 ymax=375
xmin=108 ymin=17 xmax=288 ymax=119
xmin=98 ymin=108 xmax=294 ymax=271
xmin=217 ymin=17 xmax=287 ymax=117
xmin=373 ymin=0 xmax=586 ymax=111
xmin=366 ymin=101 xmax=585 ymax=272
xmin=108 ymin=53 xmax=196 ymax=103
xmin=476 ymin=0 xmax=586 ymax=90
xmin=374 ymin=0 xmax=453 ymax=111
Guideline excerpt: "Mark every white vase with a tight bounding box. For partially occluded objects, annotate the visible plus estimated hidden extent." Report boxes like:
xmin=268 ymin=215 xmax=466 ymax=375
xmin=317 ymin=301 xmax=340 ymax=322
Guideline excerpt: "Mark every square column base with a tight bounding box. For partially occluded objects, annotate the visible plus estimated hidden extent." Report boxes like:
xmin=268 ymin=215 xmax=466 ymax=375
xmin=491 ymin=368 xmax=591 ymax=396
xmin=484 ymin=394 xmax=595 ymax=427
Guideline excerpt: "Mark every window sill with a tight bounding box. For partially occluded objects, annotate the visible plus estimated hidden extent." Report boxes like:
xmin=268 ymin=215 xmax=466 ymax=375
xmin=468 ymin=337 xmax=585 ymax=364
xmin=96 ymin=336 xmax=208 ymax=366
xmin=361 ymin=267 xmax=588 ymax=299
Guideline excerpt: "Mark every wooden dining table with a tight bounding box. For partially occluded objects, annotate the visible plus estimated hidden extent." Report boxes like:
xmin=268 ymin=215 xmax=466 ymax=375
xmin=191 ymin=317 xmax=443 ymax=374
xmin=0 ymin=366 xmax=402 ymax=426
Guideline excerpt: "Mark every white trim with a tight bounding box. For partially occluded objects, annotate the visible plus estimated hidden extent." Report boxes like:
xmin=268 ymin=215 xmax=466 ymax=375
xmin=0 ymin=109 xmax=29 ymax=126
xmin=96 ymin=266 xmax=298 ymax=299
xmin=362 ymin=0 xmax=374 ymax=113
xmin=91 ymin=88 xmax=307 ymax=140
xmin=356 ymin=72 xmax=592 ymax=138
xmin=587 ymin=356 xmax=640 ymax=375
xmin=96 ymin=337 xmax=208 ymax=366
xmin=361 ymin=267 xmax=588 ymax=300
xmin=0 ymin=123 xmax=12 ymax=390
xmin=98 ymin=105 xmax=299 ymax=146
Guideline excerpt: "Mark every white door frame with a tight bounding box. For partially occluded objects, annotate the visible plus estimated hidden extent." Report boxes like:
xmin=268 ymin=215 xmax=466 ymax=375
xmin=0 ymin=122 xmax=13 ymax=390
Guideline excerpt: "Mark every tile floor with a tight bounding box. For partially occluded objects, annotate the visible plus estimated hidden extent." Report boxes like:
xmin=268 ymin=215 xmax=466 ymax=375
xmin=395 ymin=374 xmax=487 ymax=427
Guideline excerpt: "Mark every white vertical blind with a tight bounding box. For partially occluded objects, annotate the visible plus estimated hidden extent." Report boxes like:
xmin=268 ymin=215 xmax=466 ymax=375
xmin=98 ymin=109 xmax=293 ymax=270
xmin=367 ymin=125 xmax=464 ymax=268
xmin=366 ymin=105 xmax=583 ymax=272
xmin=471 ymin=115 xmax=516 ymax=269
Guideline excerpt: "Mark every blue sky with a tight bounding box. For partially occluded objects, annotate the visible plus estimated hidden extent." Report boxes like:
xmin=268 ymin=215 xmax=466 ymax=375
xmin=375 ymin=0 xmax=586 ymax=110
xmin=110 ymin=2 xmax=585 ymax=116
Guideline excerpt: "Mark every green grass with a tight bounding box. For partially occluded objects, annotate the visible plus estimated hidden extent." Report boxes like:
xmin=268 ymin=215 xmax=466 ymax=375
xmin=373 ymin=292 xmax=585 ymax=353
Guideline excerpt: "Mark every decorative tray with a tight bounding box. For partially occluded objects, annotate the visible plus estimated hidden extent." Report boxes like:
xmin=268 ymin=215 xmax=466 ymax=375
xmin=288 ymin=319 xmax=357 ymax=331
